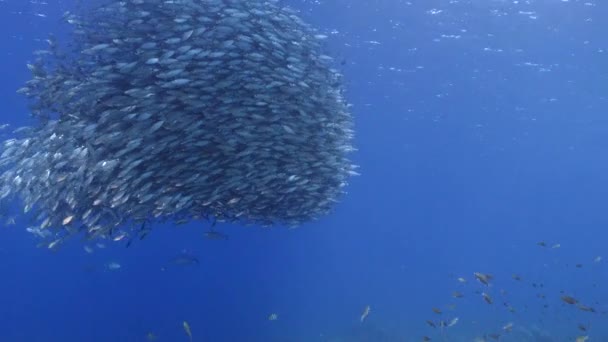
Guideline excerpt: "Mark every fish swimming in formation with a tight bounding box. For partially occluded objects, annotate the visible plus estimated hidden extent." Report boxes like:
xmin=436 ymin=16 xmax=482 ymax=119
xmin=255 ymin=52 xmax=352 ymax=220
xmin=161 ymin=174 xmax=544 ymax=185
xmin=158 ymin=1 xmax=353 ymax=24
xmin=0 ymin=0 xmax=356 ymax=247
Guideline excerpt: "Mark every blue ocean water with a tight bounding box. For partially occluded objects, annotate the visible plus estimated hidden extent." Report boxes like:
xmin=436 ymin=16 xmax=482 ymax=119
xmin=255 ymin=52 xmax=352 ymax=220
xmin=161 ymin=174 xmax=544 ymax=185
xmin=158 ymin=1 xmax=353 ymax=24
xmin=0 ymin=0 xmax=606 ymax=341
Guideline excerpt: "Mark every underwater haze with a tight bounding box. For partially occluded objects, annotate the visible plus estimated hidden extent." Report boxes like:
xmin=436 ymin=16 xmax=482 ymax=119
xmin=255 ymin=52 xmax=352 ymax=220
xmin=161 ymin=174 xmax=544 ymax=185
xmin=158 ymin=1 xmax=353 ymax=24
xmin=0 ymin=0 xmax=606 ymax=341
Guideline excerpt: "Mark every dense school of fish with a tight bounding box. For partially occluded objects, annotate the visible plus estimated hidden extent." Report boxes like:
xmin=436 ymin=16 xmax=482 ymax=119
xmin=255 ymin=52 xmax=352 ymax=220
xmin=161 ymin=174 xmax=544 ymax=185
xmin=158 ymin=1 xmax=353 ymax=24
xmin=0 ymin=0 xmax=356 ymax=247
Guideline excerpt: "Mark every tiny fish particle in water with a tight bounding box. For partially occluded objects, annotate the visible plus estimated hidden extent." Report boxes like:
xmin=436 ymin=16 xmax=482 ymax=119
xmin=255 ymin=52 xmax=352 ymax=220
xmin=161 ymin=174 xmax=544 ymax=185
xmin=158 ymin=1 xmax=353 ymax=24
xmin=182 ymin=321 xmax=192 ymax=342
xmin=561 ymin=295 xmax=578 ymax=305
xmin=360 ymin=305 xmax=370 ymax=322
xmin=474 ymin=272 xmax=493 ymax=286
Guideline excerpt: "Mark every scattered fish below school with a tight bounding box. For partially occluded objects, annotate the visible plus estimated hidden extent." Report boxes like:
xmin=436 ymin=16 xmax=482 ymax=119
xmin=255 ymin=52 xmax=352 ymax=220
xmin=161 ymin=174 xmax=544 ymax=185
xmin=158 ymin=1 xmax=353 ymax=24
xmin=446 ymin=317 xmax=458 ymax=327
xmin=481 ymin=292 xmax=493 ymax=304
xmin=145 ymin=332 xmax=158 ymax=341
xmin=577 ymin=304 xmax=596 ymax=313
xmin=474 ymin=272 xmax=493 ymax=286
xmin=360 ymin=305 xmax=370 ymax=322
xmin=203 ymin=230 xmax=229 ymax=240
xmin=561 ymin=295 xmax=578 ymax=305
xmin=182 ymin=321 xmax=192 ymax=342
xmin=451 ymin=291 xmax=464 ymax=298
xmin=105 ymin=261 xmax=121 ymax=271
xmin=594 ymin=256 xmax=602 ymax=263
xmin=167 ymin=251 xmax=200 ymax=267
xmin=0 ymin=0 xmax=356 ymax=247
xmin=268 ymin=313 xmax=278 ymax=321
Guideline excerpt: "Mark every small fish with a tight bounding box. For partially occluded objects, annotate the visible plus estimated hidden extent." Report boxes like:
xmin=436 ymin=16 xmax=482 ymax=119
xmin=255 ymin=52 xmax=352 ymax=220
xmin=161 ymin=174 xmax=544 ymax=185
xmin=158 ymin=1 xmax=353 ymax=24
xmin=62 ymin=215 xmax=74 ymax=225
xmin=113 ymin=232 xmax=127 ymax=241
xmin=203 ymin=230 xmax=228 ymax=240
xmin=146 ymin=332 xmax=158 ymax=341
xmin=537 ymin=241 xmax=547 ymax=247
xmin=482 ymin=292 xmax=493 ymax=304
xmin=169 ymin=251 xmax=200 ymax=266
xmin=503 ymin=322 xmax=513 ymax=332
xmin=83 ymin=245 xmax=94 ymax=254
xmin=268 ymin=313 xmax=278 ymax=321
xmin=594 ymin=256 xmax=602 ymax=263
xmin=512 ymin=274 xmax=522 ymax=281
xmin=360 ymin=305 xmax=370 ymax=322
xmin=561 ymin=295 xmax=578 ymax=305
xmin=425 ymin=320 xmax=436 ymax=328
xmin=576 ymin=336 xmax=589 ymax=342
xmin=183 ymin=321 xmax=192 ymax=342
xmin=457 ymin=277 xmax=467 ymax=283
xmin=577 ymin=304 xmax=596 ymax=313
xmin=48 ymin=238 xmax=62 ymax=250
xmin=431 ymin=307 xmax=442 ymax=314
xmin=447 ymin=317 xmax=459 ymax=327
xmin=551 ymin=243 xmax=561 ymax=249
xmin=488 ymin=333 xmax=501 ymax=340
xmin=474 ymin=272 xmax=493 ymax=286
xmin=139 ymin=222 xmax=151 ymax=240
xmin=106 ymin=262 xmax=121 ymax=271
xmin=422 ymin=337 xmax=431 ymax=341
xmin=452 ymin=291 xmax=464 ymax=298
xmin=578 ymin=324 xmax=587 ymax=332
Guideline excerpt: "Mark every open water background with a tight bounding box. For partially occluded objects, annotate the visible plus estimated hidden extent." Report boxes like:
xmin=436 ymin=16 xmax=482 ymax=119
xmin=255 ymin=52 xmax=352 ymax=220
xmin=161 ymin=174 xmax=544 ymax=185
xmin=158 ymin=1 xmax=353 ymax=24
xmin=0 ymin=0 xmax=606 ymax=341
